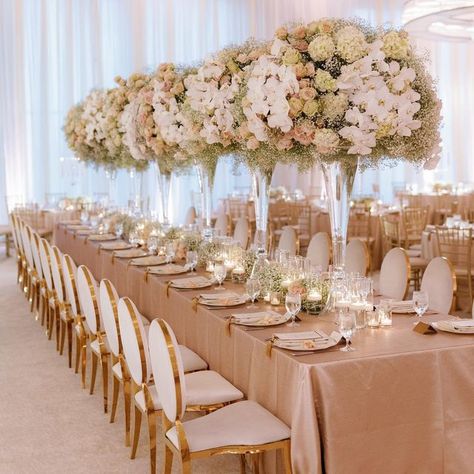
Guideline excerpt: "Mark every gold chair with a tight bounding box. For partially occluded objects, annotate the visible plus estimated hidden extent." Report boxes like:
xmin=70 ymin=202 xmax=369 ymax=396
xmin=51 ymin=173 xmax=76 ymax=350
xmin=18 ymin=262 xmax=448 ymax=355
xmin=348 ymin=211 xmax=374 ymax=248
xmin=149 ymin=318 xmax=292 ymax=474
xmin=401 ymin=207 xmax=429 ymax=250
xmin=76 ymin=265 xmax=110 ymax=409
xmin=117 ymin=297 xmax=242 ymax=473
xmin=435 ymin=227 xmax=473 ymax=308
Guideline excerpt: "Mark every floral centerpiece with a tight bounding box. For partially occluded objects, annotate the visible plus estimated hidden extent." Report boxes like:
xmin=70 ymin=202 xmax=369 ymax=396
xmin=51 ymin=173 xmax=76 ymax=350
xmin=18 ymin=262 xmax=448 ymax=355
xmin=236 ymin=18 xmax=441 ymax=265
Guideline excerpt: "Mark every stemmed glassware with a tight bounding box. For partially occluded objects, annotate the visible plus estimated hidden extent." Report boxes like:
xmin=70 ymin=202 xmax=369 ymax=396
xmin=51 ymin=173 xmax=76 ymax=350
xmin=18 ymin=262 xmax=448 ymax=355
xmin=245 ymin=278 xmax=261 ymax=308
xmin=165 ymin=241 xmax=175 ymax=264
xmin=339 ymin=311 xmax=356 ymax=351
xmin=285 ymin=291 xmax=301 ymax=327
xmin=213 ymin=263 xmax=226 ymax=290
xmin=413 ymin=291 xmax=429 ymax=324
xmin=147 ymin=235 xmax=159 ymax=255
xmin=186 ymin=251 xmax=198 ymax=271
xmin=129 ymin=229 xmax=139 ymax=248
xmin=114 ymin=222 xmax=123 ymax=239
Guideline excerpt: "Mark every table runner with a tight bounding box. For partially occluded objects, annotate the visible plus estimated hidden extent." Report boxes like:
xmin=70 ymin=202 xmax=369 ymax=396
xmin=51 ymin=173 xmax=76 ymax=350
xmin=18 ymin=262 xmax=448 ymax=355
xmin=55 ymin=224 xmax=474 ymax=473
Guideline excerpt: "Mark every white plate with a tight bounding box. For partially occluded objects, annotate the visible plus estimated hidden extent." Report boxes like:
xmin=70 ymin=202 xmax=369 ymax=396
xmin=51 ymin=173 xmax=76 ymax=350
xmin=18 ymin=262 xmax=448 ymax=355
xmin=432 ymin=321 xmax=474 ymax=334
xmin=392 ymin=307 xmax=416 ymax=314
xmin=273 ymin=331 xmax=341 ymax=351
xmin=88 ymin=234 xmax=117 ymax=242
xmin=170 ymin=277 xmax=213 ymax=289
xmin=147 ymin=264 xmax=188 ymax=276
xmin=199 ymin=296 xmax=248 ymax=308
xmin=115 ymin=249 xmax=149 ymax=259
xmin=76 ymin=229 xmax=95 ymax=235
xmin=230 ymin=311 xmax=290 ymax=327
xmin=100 ymin=241 xmax=132 ymax=251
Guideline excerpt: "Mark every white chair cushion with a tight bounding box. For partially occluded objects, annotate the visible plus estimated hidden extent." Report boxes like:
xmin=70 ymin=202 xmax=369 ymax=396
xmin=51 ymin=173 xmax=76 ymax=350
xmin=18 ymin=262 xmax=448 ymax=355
xmin=166 ymin=400 xmax=290 ymax=453
xmin=409 ymin=244 xmax=422 ymax=251
xmin=90 ymin=336 xmax=108 ymax=355
xmin=135 ymin=370 xmax=243 ymax=412
xmin=112 ymin=362 xmax=122 ymax=380
xmin=409 ymin=257 xmax=429 ymax=268
xmin=406 ymin=249 xmax=421 ymax=258
xmin=179 ymin=345 xmax=208 ymax=372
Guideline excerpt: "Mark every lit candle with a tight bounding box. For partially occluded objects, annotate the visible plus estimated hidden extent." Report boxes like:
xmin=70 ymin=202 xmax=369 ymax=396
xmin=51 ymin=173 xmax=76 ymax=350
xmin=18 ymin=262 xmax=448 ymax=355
xmin=335 ymin=300 xmax=350 ymax=309
xmin=367 ymin=311 xmax=380 ymax=328
xmin=281 ymin=279 xmax=292 ymax=289
xmin=307 ymin=289 xmax=322 ymax=302
xmin=270 ymin=292 xmax=280 ymax=305
xmin=264 ymin=291 xmax=271 ymax=303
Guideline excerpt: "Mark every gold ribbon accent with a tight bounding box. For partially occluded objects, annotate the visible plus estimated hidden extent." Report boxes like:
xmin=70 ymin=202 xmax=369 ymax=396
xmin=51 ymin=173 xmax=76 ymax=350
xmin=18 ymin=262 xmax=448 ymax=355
xmin=111 ymin=253 xmax=115 ymax=265
xmin=191 ymin=297 xmax=198 ymax=312
xmin=226 ymin=317 xmax=233 ymax=337
xmin=84 ymin=236 xmax=88 ymax=244
xmin=73 ymin=233 xmax=76 ymax=239
xmin=166 ymin=281 xmax=172 ymax=297
xmin=144 ymin=268 xmax=150 ymax=283
xmin=97 ymin=245 xmax=101 ymax=255
xmin=266 ymin=340 xmax=274 ymax=358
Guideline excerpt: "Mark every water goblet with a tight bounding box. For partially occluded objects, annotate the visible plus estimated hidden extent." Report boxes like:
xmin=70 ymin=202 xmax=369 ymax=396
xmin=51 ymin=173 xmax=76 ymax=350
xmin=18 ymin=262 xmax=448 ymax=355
xmin=245 ymin=278 xmax=261 ymax=308
xmin=165 ymin=241 xmax=175 ymax=264
xmin=285 ymin=291 xmax=301 ymax=327
xmin=339 ymin=311 xmax=356 ymax=352
xmin=213 ymin=263 xmax=226 ymax=290
xmin=129 ymin=230 xmax=139 ymax=248
xmin=114 ymin=223 xmax=123 ymax=239
xmin=186 ymin=250 xmax=198 ymax=271
xmin=413 ymin=291 xmax=429 ymax=324
xmin=147 ymin=235 xmax=159 ymax=255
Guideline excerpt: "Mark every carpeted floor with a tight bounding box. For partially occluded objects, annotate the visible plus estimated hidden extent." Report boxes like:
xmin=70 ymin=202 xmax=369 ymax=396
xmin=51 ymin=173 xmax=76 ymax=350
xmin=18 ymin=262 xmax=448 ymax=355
xmin=0 ymin=256 xmax=240 ymax=474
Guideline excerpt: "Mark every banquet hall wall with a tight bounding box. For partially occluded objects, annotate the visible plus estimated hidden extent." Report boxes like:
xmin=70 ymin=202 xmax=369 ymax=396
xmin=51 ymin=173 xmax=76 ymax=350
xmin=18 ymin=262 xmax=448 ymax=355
xmin=1 ymin=0 xmax=473 ymax=224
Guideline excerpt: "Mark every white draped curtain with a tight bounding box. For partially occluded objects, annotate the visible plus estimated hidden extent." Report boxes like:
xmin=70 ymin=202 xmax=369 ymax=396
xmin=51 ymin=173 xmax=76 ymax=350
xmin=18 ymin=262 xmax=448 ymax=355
xmin=1 ymin=0 xmax=473 ymax=224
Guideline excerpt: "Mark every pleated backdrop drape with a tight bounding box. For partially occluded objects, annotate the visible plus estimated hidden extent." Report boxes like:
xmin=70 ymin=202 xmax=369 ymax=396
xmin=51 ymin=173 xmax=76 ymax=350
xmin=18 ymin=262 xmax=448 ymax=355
xmin=1 ymin=0 xmax=473 ymax=224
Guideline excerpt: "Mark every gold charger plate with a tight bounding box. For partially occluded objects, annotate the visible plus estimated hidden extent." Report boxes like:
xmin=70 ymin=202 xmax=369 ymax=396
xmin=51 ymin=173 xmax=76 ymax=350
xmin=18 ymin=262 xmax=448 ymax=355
xmin=88 ymin=234 xmax=117 ymax=242
xmin=230 ymin=311 xmax=290 ymax=327
xmin=100 ymin=241 xmax=133 ymax=251
xmin=129 ymin=255 xmax=166 ymax=266
xmin=114 ymin=249 xmax=148 ymax=259
xmin=147 ymin=264 xmax=188 ymax=275
xmin=170 ymin=276 xmax=213 ymax=289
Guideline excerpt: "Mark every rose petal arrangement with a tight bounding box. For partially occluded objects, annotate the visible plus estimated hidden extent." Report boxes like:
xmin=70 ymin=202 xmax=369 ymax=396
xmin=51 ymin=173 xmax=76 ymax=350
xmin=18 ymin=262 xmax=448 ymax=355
xmin=64 ymin=18 xmax=442 ymax=174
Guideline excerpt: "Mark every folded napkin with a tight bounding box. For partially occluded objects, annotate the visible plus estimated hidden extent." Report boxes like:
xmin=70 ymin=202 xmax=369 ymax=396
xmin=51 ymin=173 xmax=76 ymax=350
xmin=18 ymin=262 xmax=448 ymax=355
xmin=171 ymin=276 xmax=211 ymax=287
xmin=390 ymin=300 xmax=413 ymax=309
xmin=437 ymin=319 xmax=474 ymax=332
xmin=274 ymin=330 xmax=328 ymax=341
xmin=148 ymin=264 xmax=186 ymax=274
xmin=200 ymin=291 xmax=239 ymax=300
xmin=231 ymin=311 xmax=282 ymax=323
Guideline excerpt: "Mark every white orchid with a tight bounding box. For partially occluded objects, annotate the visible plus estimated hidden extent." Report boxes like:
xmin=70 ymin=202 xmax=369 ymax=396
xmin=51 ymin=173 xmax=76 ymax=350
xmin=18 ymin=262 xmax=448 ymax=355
xmin=339 ymin=125 xmax=376 ymax=155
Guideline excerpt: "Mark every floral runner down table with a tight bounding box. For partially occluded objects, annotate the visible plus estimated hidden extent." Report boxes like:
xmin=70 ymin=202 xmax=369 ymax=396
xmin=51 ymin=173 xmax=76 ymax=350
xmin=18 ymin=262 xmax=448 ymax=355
xmin=55 ymin=223 xmax=474 ymax=474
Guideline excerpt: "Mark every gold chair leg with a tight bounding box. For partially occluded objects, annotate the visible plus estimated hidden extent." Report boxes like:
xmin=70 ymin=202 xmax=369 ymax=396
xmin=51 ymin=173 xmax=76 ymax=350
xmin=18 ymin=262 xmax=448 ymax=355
xmin=282 ymin=442 xmax=292 ymax=474
xmin=110 ymin=376 xmax=120 ymax=423
xmin=81 ymin=336 xmax=87 ymax=389
xmin=30 ymin=283 xmax=36 ymax=312
xmin=59 ymin=320 xmax=66 ymax=355
xmin=40 ymin=295 xmax=46 ymax=327
xmin=55 ymin=307 xmax=60 ymax=351
xmin=100 ymin=352 xmax=109 ymax=414
xmin=75 ymin=333 xmax=81 ymax=374
xmin=48 ymin=305 xmax=54 ymax=340
xmin=131 ymin=405 xmax=142 ymax=459
xmin=90 ymin=352 xmax=98 ymax=395
xmin=239 ymin=454 xmax=246 ymax=474
xmin=147 ymin=409 xmax=157 ymax=474
xmin=164 ymin=444 xmax=173 ymax=474
xmin=123 ymin=376 xmax=132 ymax=446
xmin=67 ymin=321 xmax=73 ymax=368
xmin=181 ymin=455 xmax=191 ymax=474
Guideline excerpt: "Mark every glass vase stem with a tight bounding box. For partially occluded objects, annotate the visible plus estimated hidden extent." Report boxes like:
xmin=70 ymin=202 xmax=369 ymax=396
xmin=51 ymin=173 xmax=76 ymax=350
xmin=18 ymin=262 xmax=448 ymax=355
xmin=252 ymin=168 xmax=272 ymax=256
xmin=154 ymin=163 xmax=171 ymax=225
xmin=321 ymin=160 xmax=358 ymax=273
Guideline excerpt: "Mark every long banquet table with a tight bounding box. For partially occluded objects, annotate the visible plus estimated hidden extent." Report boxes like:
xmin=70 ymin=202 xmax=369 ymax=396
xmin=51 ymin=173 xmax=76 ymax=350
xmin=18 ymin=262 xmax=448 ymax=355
xmin=55 ymin=224 xmax=474 ymax=474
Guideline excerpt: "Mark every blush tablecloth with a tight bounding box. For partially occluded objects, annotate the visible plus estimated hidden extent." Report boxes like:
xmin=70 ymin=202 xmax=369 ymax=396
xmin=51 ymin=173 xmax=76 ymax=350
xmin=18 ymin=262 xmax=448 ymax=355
xmin=55 ymin=224 xmax=474 ymax=474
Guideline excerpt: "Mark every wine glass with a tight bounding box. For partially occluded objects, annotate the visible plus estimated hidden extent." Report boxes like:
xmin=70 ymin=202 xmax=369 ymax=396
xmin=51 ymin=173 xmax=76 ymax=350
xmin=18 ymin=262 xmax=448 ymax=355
xmin=213 ymin=263 xmax=226 ymax=290
xmin=80 ymin=210 xmax=89 ymax=225
xmin=339 ymin=311 xmax=356 ymax=352
xmin=186 ymin=251 xmax=198 ymax=271
xmin=114 ymin=222 xmax=123 ymax=239
xmin=165 ymin=241 xmax=175 ymax=264
xmin=147 ymin=235 xmax=159 ymax=255
xmin=245 ymin=278 xmax=261 ymax=308
xmin=285 ymin=292 xmax=301 ymax=327
xmin=129 ymin=229 xmax=139 ymax=248
xmin=413 ymin=291 xmax=429 ymax=324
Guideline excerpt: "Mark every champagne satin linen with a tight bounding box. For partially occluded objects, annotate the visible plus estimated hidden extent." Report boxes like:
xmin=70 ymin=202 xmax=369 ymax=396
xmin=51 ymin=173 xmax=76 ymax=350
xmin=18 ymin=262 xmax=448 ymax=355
xmin=54 ymin=224 xmax=474 ymax=474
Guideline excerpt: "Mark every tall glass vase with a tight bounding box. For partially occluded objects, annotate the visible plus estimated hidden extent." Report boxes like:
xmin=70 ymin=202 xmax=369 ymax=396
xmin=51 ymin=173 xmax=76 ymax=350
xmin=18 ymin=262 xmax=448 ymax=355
xmin=195 ymin=161 xmax=215 ymax=240
xmin=154 ymin=163 xmax=172 ymax=225
xmin=251 ymin=168 xmax=273 ymax=256
xmin=105 ymin=168 xmax=117 ymax=207
xmin=320 ymin=159 xmax=358 ymax=273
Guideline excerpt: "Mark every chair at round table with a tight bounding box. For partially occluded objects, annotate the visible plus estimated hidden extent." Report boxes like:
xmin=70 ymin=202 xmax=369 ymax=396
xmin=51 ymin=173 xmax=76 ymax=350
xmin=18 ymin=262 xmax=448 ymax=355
xmin=306 ymin=232 xmax=331 ymax=271
xmin=379 ymin=247 xmax=410 ymax=300
xmin=345 ymin=238 xmax=370 ymax=276
xmin=420 ymin=257 xmax=456 ymax=314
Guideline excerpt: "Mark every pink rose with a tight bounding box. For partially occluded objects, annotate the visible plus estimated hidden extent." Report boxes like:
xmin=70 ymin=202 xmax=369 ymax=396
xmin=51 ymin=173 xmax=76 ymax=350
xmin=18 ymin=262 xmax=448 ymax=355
xmin=276 ymin=136 xmax=293 ymax=151
xmin=291 ymin=25 xmax=307 ymax=40
xmin=293 ymin=63 xmax=306 ymax=79
xmin=293 ymin=121 xmax=315 ymax=145
xmin=305 ymin=63 xmax=316 ymax=77
xmin=298 ymin=79 xmax=311 ymax=89
xmin=246 ymin=137 xmax=260 ymax=150
xmin=300 ymin=87 xmax=317 ymax=101
xmin=275 ymin=27 xmax=288 ymax=40
xmin=291 ymin=39 xmax=309 ymax=52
